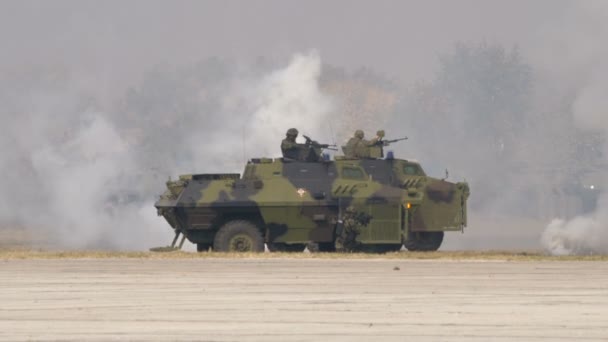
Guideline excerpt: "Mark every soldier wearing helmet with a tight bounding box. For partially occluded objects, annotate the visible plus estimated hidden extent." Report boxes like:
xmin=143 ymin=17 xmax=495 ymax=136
xmin=286 ymin=128 xmax=298 ymax=137
xmin=281 ymin=128 xmax=308 ymax=160
xmin=370 ymin=130 xmax=385 ymax=145
xmin=368 ymin=129 xmax=387 ymax=158
xmin=344 ymin=130 xmax=369 ymax=158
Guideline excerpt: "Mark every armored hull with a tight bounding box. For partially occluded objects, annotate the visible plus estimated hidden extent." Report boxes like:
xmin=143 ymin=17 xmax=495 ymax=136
xmin=155 ymin=156 xmax=469 ymax=252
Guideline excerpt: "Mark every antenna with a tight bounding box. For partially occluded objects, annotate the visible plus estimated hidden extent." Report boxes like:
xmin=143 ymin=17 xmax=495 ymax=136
xmin=242 ymin=125 xmax=247 ymax=164
xmin=442 ymin=168 xmax=449 ymax=181
xmin=327 ymin=118 xmax=337 ymax=148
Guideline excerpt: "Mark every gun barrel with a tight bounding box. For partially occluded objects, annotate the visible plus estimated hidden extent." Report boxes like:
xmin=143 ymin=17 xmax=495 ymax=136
xmin=385 ymin=137 xmax=408 ymax=144
xmin=303 ymin=135 xmax=335 ymax=149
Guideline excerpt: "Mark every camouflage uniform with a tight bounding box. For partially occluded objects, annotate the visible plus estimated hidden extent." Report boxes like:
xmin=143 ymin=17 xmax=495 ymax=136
xmin=344 ymin=130 xmax=370 ymax=158
xmin=335 ymin=206 xmax=373 ymax=252
xmin=369 ymin=130 xmax=385 ymax=145
xmin=281 ymin=128 xmax=309 ymax=160
xmin=368 ymin=130 xmax=386 ymax=159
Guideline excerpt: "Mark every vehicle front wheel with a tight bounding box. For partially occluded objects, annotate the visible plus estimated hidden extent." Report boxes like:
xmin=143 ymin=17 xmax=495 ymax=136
xmin=213 ymin=220 xmax=264 ymax=253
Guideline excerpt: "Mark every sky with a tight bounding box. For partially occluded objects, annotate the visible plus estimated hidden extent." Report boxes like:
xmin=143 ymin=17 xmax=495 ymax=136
xmin=0 ymin=0 xmax=570 ymax=95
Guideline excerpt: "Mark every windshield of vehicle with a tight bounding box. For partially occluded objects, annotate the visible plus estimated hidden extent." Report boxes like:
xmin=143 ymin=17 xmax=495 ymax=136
xmin=403 ymin=164 xmax=423 ymax=176
xmin=341 ymin=166 xmax=366 ymax=180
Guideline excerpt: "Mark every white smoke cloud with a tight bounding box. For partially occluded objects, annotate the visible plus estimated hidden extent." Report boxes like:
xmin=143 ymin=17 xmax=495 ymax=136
xmin=573 ymin=82 xmax=608 ymax=133
xmin=248 ymin=51 xmax=332 ymax=156
xmin=27 ymin=115 xmax=163 ymax=249
xmin=0 ymin=52 xmax=331 ymax=250
xmin=537 ymin=2 xmax=608 ymax=255
xmin=3 ymin=104 xmax=170 ymax=249
xmin=5 ymin=1 xmax=608 ymax=254
xmin=542 ymin=187 xmax=608 ymax=255
xmin=185 ymin=51 xmax=332 ymax=174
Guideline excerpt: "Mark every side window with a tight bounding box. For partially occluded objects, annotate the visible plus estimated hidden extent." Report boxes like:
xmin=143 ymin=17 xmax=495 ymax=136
xmin=403 ymin=165 xmax=420 ymax=175
xmin=342 ymin=167 xmax=365 ymax=180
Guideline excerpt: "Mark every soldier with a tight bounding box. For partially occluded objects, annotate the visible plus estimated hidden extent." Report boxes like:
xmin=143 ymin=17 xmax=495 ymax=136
xmin=368 ymin=130 xmax=386 ymax=158
xmin=344 ymin=130 xmax=366 ymax=158
xmin=335 ymin=206 xmax=360 ymax=252
xmin=281 ymin=128 xmax=305 ymax=159
xmin=282 ymin=127 xmax=325 ymax=161
xmin=335 ymin=206 xmax=373 ymax=252
xmin=347 ymin=129 xmax=383 ymax=158
xmin=369 ymin=130 xmax=385 ymax=145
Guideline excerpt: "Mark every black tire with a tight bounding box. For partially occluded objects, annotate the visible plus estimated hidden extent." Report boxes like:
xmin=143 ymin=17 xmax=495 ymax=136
xmin=318 ymin=242 xmax=336 ymax=252
xmin=358 ymin=244 xmax=403 ymax=253
xmin=403 ymin=231 xmax=444 ymax=251
xmin=307 ymin=242 xmax=336 ymax=253
xmin=267 ymin=243 xmax=306 ymax=252
xmin=196 ymin=243 xmax=212 ymax=252
xmin=213 ymin=220 xmax=264 ymax=253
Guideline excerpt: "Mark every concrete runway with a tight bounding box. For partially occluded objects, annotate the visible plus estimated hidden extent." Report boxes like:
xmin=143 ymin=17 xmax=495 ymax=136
xmin=0 ymin=258 xmax=607 ymax=341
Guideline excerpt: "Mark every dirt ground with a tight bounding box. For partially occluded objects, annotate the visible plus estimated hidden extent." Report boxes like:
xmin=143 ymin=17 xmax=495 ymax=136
xmin=0 ymin=258 xmax=607 ymax=341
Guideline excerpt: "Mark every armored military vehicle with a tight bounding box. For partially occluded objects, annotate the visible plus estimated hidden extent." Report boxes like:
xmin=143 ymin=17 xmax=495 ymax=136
xmin=154 ymin=139 xmax=470 ymax=253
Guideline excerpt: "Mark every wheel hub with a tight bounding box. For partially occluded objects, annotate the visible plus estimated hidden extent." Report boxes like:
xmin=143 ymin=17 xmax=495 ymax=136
xmin=229 ymin=234 xmax=253 ymax=252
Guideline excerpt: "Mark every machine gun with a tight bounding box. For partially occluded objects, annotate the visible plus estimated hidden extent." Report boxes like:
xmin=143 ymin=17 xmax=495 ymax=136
xmin=303 ymin=135 xmax=338 ymax=151
xmin=374 ymin=136 xmax=408 ymax=146
xmin=365 ymin=136 xmax=408 ymax=159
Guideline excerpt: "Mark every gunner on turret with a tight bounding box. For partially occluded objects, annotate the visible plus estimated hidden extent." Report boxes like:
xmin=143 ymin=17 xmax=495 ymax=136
xmin=281 ymin=128 xmax=336 ymax=162
xmin=281 ymin=128 xmax=308 ymax=160
xmin=342 ymin=129 xmax=406 ymax=159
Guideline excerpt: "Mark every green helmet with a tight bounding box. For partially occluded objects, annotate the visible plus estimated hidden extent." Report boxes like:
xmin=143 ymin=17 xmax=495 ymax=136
xmin=355 ymin=130 xmax=364 ymax=139
xmin=286 ymin=128 xmax=298 ymax=137
xmin=376 ymin=130 xmax=385 ymax=138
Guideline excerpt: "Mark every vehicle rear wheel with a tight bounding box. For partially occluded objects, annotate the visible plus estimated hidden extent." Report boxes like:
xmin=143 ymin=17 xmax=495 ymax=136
xmin=403 ymin=231 xmax=444 ymax=251
xmin=213 ymin=220 xmax=264 ymax=253
xmin=267 ymin=243 xmax=306 ymax=252
xmin=318 ymin=242 xmax=336 ymax=252
xmin=196 ymin=243 xmax=212 ymax=252
xmin=307 ymin=242 xmax=336 ymax=252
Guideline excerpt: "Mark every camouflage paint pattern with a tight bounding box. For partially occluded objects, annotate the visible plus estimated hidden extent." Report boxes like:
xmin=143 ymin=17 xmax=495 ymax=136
xmin=155 ymin=154 xmax=470 ymax=250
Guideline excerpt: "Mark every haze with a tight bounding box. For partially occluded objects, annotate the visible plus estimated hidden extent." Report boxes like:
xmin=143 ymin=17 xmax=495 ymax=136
xmin=1 ymin=0 xmax=607 ymax=253
xmin=0 ymin=0 xmax=568 ymax=93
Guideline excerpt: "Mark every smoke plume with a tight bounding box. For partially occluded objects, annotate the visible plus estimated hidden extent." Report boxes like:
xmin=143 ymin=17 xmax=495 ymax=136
xmin=3 ymin=1 xmax=608 ymax=253
xmin=0 ymin=52 xmax=330 ymax=250
xmin=537 ymin=2 xmax=608 ymax=255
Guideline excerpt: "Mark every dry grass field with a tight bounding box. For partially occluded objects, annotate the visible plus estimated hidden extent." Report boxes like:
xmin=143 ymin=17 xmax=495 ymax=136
xmin=1 ymin=248 xmax=607 ymax=261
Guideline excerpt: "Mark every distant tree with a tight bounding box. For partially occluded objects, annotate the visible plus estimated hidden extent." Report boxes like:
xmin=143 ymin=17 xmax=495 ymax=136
xmin=396 ymin=42 xmax=605 ymax=217
xmin=389 ymin=43 xmax=536 ymax=213
xmin=113 ymin=58 xmax=238 ymax=179
xmin=406 ymin=43 xmax=533 ymax=165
